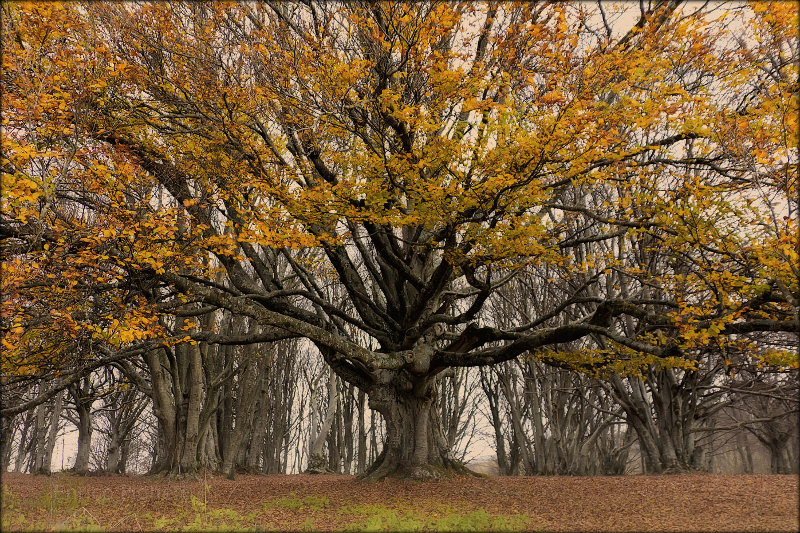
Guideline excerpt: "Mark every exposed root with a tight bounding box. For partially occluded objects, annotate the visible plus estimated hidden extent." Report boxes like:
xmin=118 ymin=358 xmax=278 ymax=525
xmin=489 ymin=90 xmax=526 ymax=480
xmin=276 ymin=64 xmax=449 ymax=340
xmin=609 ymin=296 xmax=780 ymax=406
xmin=358 ymin=453 xmax=483 ymax=482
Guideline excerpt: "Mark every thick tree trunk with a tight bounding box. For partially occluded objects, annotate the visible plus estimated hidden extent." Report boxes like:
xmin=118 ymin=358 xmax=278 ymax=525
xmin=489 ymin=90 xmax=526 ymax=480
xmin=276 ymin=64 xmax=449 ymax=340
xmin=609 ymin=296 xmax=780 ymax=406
xmin=73 ymin=407 xmax=92 ymax=474
xmin=145 ymin=341 xmax=214 ymax=477
xmin=69 ymin=378 xmax=94 ymax=475
xmin=177 ymin=343 xmax=204 ymax=474
xmin=360 ymin=373 xmax=473 ymax=481
xmin=220 ymin=354 xmax=262 ymax=478
xmin=762 ymin=437 xmax=790 ymax=474
xmin=107 ymin=437 xmax=122 ymax=473
xmin=607 ymin=374 xmax=697 ymax=474
xmin=145 ymin=349 xmax=178 ymax=474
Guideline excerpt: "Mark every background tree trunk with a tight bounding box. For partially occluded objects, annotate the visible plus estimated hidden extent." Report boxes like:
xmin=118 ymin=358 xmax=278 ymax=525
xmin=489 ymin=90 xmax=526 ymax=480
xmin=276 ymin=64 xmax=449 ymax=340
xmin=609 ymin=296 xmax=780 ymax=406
xmin=33 ymin=390 xmax=63 ymax=475
xmin=307 ymin=367 xmax=338 ymax=474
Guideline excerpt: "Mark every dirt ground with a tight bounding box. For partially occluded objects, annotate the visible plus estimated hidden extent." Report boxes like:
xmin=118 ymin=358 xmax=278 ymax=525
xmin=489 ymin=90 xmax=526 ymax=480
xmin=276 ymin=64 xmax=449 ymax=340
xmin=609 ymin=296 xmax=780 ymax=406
xmin=1 ymin=471 xmax=797 ymax=531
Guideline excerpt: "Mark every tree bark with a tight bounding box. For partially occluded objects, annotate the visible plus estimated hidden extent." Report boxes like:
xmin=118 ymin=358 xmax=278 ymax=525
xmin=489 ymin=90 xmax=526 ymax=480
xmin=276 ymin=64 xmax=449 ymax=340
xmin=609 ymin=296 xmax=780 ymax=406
xmin=307 ymin=368 xmax=338 ymax=474
xmin=360 ymin=370 xmax=473 ymax=481
xmin=220 ymin=347 xmax=264 ymax=478
xmin=356 ymin=388 xmax=367 ymax=475
xmin=13 ymin=408 xmax=34 ymax=472
xmin=33 ymin=390 xmax=63 ymax=475
xmin=480 ymin=368 xmax=511 ymax=475
xmin=73 ymin=404 xmax=92 ymax=474
xmin=68 ymin=378 xmax=94 ymax=475
xmin=1 ymin=414 xmax=16 ymax=473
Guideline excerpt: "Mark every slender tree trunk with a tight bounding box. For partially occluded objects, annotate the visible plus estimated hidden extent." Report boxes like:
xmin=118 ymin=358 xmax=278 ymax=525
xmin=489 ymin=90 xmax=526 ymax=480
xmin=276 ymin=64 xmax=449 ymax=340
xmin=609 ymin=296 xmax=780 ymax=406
xmin=104 ymin=391 xmax=148 ymax=474
xmin=342 ymin=383 xmax=355 ymax=474
xmin=480 ymin=368 xmax=510 ymax=475
xmin=33 ymin=391 xmax=63 ymax=475
xmin=307 ymin=368 xmax=338 ymax=474
xmin=1 ymin=415 xmax=16 ymax=472
xmin=14 ymin=409 xmax=34 ymax=473
xmin=356 ymin=388 xmax=367 ymax=475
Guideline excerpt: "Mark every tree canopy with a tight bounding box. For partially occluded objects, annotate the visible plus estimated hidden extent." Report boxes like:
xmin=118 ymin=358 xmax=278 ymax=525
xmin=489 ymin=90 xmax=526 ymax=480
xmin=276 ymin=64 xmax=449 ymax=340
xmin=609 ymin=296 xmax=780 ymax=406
xmin=2 ymin=1 xmax=797 ymax=479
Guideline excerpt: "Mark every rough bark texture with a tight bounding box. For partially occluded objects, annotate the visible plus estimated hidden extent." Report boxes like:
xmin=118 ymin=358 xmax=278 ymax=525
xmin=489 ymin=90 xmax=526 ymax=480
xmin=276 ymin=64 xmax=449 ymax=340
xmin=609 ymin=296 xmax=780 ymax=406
xmin=607 ymin=371 xmax=711 ymax=473
xmin=359 ymin=370 xmax=474 ymax=481
xmin=73 ymin=406 xmax=92 ymax=475
xmin=307 ymin=368 xmax=338 ymax=474
xmin=31 ymin=391 xmax=62 ymax=475
xmin=0 ymin=414 xmax=15 ymax=473
xmin=220 ymin=347 xmax=265 ymax=478
xmin=68 ymin=378 xmax=94 ymax=475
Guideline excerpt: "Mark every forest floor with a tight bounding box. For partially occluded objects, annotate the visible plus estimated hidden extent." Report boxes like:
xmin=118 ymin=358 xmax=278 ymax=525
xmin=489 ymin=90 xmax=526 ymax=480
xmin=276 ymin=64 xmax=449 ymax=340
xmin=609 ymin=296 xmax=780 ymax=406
xmin=1 ymin=471 xmax=797 ymax=532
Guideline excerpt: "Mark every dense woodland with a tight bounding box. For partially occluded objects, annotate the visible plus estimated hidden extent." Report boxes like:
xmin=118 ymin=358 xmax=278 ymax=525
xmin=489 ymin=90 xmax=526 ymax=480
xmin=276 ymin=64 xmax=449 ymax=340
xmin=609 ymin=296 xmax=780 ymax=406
xmin=1 ymin=1 xmax=798 ymax=480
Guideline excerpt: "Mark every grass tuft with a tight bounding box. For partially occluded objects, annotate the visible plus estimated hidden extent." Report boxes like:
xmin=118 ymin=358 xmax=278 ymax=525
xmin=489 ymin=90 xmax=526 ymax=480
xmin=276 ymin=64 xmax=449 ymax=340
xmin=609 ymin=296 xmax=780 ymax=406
xmin=265 ymin=492 xmax=330 ymax=512
xmin=339 ymin=503 xmax=531 ymax=532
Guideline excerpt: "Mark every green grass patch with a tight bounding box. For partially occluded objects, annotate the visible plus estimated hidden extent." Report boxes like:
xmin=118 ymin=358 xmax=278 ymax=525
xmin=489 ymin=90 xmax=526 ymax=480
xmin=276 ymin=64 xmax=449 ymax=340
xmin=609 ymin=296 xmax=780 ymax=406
xmin=154 ymin=495 xmax=262 ymax=531
xmin=338 ymin=503 xmax=531 ymax=532
xmin=2 ymin=483 xmax=104 ymax=532
xmin=1 ymin=486 xmax=23 ymax=531
xmin=265 ymin=491 xmax=330 ymax=512
xmin=2 ymin=478 xmax=533 ymax=532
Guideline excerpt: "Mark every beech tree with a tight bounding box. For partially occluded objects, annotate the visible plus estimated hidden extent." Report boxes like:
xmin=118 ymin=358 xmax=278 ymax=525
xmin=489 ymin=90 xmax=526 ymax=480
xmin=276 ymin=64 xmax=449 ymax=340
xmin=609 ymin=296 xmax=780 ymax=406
xmin=1 ymin=1 xmax=797 ymax=480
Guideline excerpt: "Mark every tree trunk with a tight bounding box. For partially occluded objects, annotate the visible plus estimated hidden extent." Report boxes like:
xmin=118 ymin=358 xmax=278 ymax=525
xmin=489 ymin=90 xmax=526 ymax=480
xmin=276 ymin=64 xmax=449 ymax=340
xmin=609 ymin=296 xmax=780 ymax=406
xmin=220 ymin=352 xmax=263 ymax=478
xmin=14 ymin=409 xmax=38 ymax=472
xmin=342 ymin=383 xmax=355 ymax=475
xmin=103 ymin=388 xmax=148 ymax=474
xmin=178 ymin=343 xmax=204 ymax=474
xmin=69 ymin=378 xmax=94 ymax=475
xmin=307 ymin=368 xmax=338 ymax=474
xmin=145 ymin=348 xmax=178 ymax=474
xmin=356 ymin=388 xmax=367 ymax=475
xmin=33 ymin=390 xmax=63 ymax=475
xmin=107 ymin=438 xmax=122 ymax=474
xmin=360 ymin=372 xmax=473 ymax=481
xmin=607 ymin=374 xmax=696 ymax=474
xmin=480 ymin=368 xmax=511 ymax=475
xmin=73 ymin=405 xmax=92 ymax=474
xmin=763 ymin=436 xmax=790 ymax=474
xmin=246 ymin=390 xmax=270 ymax=470
xmin=1 ymin=414 xmax=16 ymax=472
xmin=145 ymin=340 xmax=216 ymax=477
xmin=14 ymin=409 xmax=34 ymax=472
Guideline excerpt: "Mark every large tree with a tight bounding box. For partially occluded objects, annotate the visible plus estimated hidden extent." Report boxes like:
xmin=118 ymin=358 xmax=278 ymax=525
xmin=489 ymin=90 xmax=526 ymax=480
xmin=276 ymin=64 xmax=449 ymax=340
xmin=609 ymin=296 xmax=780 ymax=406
xmin=2 ymin=1 xmax=797 ymax=479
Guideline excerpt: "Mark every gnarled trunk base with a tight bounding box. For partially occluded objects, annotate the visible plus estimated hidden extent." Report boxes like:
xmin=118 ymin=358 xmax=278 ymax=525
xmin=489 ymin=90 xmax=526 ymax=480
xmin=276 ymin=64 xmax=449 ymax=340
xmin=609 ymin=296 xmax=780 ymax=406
xmin=358 ymin=380 xmax=479 ymax=482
